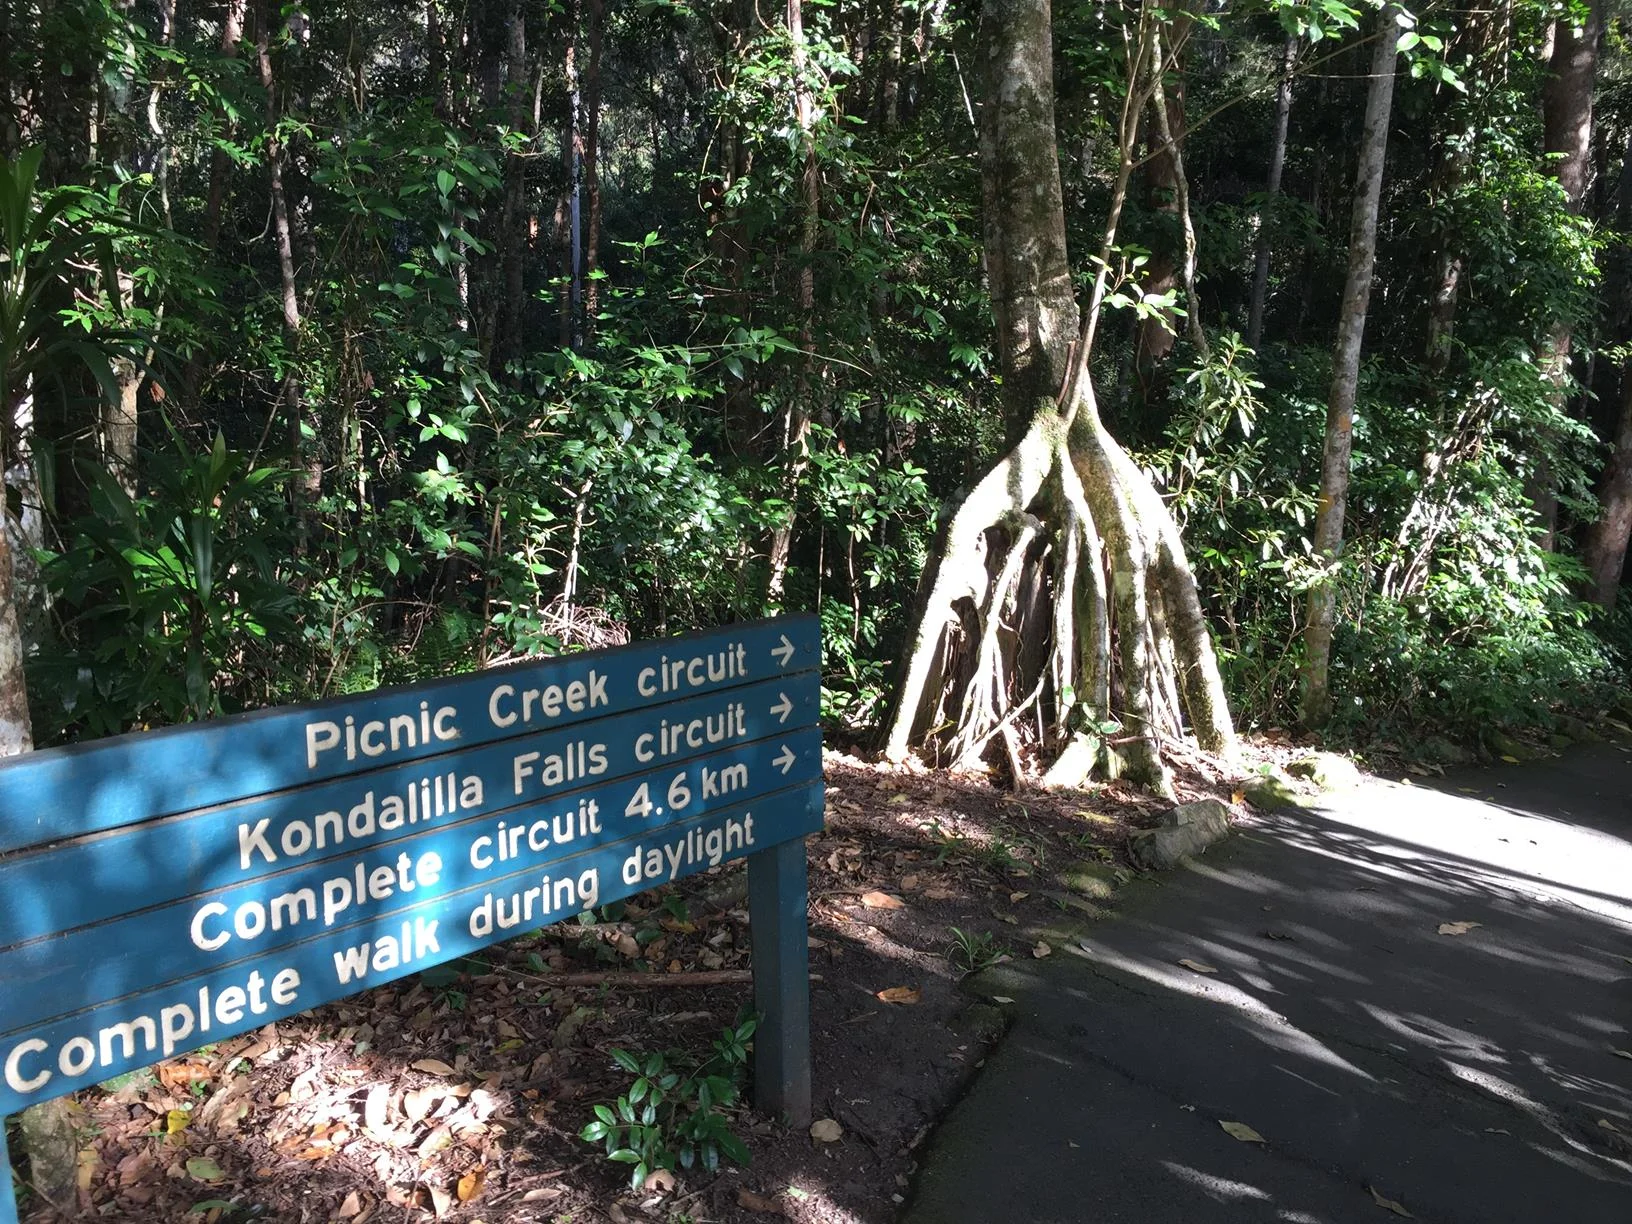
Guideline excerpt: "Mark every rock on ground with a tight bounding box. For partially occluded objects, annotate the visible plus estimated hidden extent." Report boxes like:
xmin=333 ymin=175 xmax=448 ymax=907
xmin=1129 ymin=799 xmax=1231 ymax=871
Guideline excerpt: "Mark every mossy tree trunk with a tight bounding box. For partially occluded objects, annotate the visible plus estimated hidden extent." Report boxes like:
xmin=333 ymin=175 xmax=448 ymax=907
xmin=883 ymin=0 xmax=1234 ymax=791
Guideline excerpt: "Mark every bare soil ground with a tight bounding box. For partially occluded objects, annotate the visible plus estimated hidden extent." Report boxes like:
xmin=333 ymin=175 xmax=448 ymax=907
xmin=21 ymin=750 xmax=1237 ymax=1224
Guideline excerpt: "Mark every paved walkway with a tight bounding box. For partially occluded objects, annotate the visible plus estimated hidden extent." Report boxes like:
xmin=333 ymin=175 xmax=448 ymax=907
xmin=905 ymin=744 xmax=1632 ymax=1224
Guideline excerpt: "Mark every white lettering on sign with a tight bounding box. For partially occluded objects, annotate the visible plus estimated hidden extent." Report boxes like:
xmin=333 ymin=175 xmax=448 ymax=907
xmin=633 ymin=703 xmax=747 ymax=763
xmin=635 ymin=644 xmax=749 ymax=698
xmin=190 ymin=851 xmax=444 ymax=951
xmin=2 ymin=968 xmax=302 ymax=1098
xmin=466 ymin=869 xmax=601 ymax=939
xmin=486 ymin=669 xmax=608 ymax=730
xmin=237 ymin=771 xmax=483 ymax=871
xmin=621 ymin=816 xmax=756 ymax=885
xmin=468 ymin=798 xmax=602 ymax=869
xmin=330 ymin=917 xmax=442 ymax=984
xmin=305 ymin=701 xmax=459 ymax=770
xmin=508 ymin=741 xmax=608 ymax=794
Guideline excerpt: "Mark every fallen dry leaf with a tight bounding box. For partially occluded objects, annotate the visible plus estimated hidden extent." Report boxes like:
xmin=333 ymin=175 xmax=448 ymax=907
xmin=404 ymin=1085 xmax=440 ymax=1122
xmin=418 ymin=1124 xmax=454 ymax=1160
xmin=736 ymin=1186 xmax=787 ymax=1216
xmin=165 ymin=1109 xmax=191 ymax=1135
xmin=364 ymin=1083 xmax=391 ymax=1134
xmin=337 ymin=1191 xmax=364 ymax=1218
xmin=1368 ymin=1186 xmax=1415 ymax=1218
xmin=876 ymin=986 xmax=922 ymax=1005
xmin=992 ymin=995 xmax=1016 ymax=1004
xmin=412 ymin=1058 xmax=457 ymax=1076
xmin=1032 ymin=941 xmax=1053 ymax=959
xmin=1437 ymin=921 xmax=1482 ymax=936
xmin=456 ymin=1165 xmax=486 ymax=1202
xmin=860 ymin=891 xmax=905 ymax=910
xmin=1219 ymin=1120 xmax=1265 ymax=1143
xmin=1611 ymin=1048 xmax=1632 ymax=1061
xmin=1178 ymin=958 xmax=1218 ymax=974
xmin=809 ymin=1118 xmax=844 ymax=1142
xmin=426 ymin=1182 xmax=453 ymax=1219
xmin=1600 ymin=1118 xmax=1626 ymax=1134
xmin=184 ymin=1156 xmax=223 ymax=1183
xmin=901 ymin=874 xmax=920 ymax=890
xmin=643 ymin=1168 xmax=676 ymax=1194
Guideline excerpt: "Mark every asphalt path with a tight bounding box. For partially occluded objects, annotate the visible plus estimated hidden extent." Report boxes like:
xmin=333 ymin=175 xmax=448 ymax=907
xmin=904 ymin=743 xmax=1632 ymax=1224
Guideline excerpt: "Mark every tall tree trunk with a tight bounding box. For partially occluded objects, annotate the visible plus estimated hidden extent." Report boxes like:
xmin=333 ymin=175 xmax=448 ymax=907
xmin=978 ymin=0 xmax=1077 ymax=439
xmin=427 ymin=0 xmax=452 ymax=119
xmin=1246 ymin=35 xmax=1295 ymax=351
xmin=884 ymin=0 xmax=1233 ymax=786
xmin=878 ymin=0 xmax=904 ymax=129
xmin=1132 ymin=42 xmax=1186 ymax=391
xmin=255 ymin=0 xmax=316 ymax=536
xmin=202 ymin=1 xmax=247 ymax=251
xmin=186 ymin=0 xmax=246 ymax=407
xmin=1148 ymin=25 xmax=1205 ymax=360
xmin=1581 ymin=365 xmax=1632 ymax=605
xmin=557 ymin=0 xmax=583 ymax=348
xmin=764 ymin=0 xmax=822 ymax=605
xmin=582 ymin=0 xmax=604 ymax=328
xmin=1300 ymin=4 xmax=1399 ymax=727
xmin=1532 ymin=0 xmax=1603 ymax=549
xmin=1 ymin=501 xmax=77 ymax=1215
xmin=0 ymin=515 xmax=27 ymax=759
xmin=498 ymin=0 xmax=529 ymax=365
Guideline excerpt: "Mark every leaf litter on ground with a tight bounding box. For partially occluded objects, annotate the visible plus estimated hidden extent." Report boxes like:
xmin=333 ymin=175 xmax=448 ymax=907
xmin=1369 ymin=1185 xmax=1415 ymax=1217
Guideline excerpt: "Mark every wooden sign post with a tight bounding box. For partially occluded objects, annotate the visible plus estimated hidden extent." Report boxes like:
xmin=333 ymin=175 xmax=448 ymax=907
xmin=0 ymin=616 xmax=822 ymax=1222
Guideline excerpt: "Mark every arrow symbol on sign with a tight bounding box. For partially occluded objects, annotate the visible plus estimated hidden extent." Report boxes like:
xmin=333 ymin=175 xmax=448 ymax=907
xmin=771 ymin=634 xmax=796 ymax=667
xmin=773 ymin=745 xmax=796 ymax=775
xmin=771 ymin=692 xmax=793 ymax=723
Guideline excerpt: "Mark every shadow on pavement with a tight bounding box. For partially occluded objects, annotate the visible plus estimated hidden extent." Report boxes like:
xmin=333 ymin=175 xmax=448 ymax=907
xmin=905 ymin=745 xmax=1632 ymax=1224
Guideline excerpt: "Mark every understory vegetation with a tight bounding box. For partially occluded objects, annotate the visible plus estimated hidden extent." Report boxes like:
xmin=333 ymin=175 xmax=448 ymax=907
xmin=3 ymin=0 xmax=1631 ymax=764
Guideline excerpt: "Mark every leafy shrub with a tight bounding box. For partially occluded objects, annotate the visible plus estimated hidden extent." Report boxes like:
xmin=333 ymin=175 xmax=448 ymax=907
xmin=579 ymin=1018 xmax=757 ymax=1188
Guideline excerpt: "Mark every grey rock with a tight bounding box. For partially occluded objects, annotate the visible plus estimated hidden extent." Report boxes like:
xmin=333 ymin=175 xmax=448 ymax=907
xmin=1421 ymin=735 xmax=1475 ymax=767
xmin=1555 ymin=715 xmax=1604 ymax=744
xmin=1485 ymin=729 xmax=1537 ymax=761
xmin=1129 ymin=799 xmax=1231 ymax=870
xmin=951 ymin=1002 xmax=1010 ymax=1043
xmin=1286 ymin=752 xmax=1362 ymax=792
xmin=1057 ymin=859 xmax=1123 ymax=900
xmin=1242 ymin=773 xmax=1312 ymax=813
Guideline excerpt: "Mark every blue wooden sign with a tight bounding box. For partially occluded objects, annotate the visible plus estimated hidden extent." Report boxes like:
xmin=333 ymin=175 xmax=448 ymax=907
xmin=0 ymin=616 xmax=822 ymax=1221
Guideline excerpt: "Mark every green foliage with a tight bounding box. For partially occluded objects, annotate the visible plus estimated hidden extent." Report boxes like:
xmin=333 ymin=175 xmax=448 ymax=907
xmin=578 ymin=1019 xmax=757 ymax=1188
xmin=0 ymin=147 xmax=143 ymax=432
xmin=29 ymin=428 xmax=297 ymax=737
xmin=946 ymin=927 xmax=1005 ymax=975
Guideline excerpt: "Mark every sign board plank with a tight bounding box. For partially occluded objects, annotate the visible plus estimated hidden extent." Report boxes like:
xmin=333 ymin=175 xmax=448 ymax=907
xmin=0 ymin=619 xmax=818 ymax=852
xmin=0 ymin=782 xmax=823 ymax=1115
xmin=0 ymin=615 xmax=822 ymax=1153
xmin=0 ymin=674 xmax=818 ymax=948
xmin=0 ymin=728 xmax=821 ymax=1035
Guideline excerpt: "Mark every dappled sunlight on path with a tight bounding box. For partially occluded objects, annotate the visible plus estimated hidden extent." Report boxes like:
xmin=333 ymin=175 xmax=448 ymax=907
xmin=907 ymin=744 xmax=1632 ymax=1224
